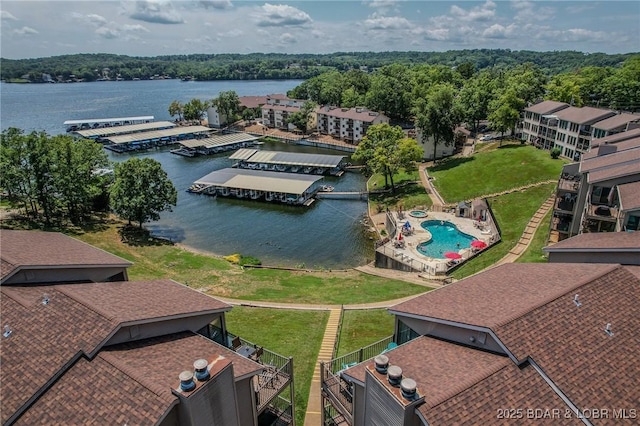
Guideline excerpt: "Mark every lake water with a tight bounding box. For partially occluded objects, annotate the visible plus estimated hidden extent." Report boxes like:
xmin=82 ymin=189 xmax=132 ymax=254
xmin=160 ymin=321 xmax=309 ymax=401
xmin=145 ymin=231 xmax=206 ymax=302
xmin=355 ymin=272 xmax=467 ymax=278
xmin=1 ymin=79 xmax=374 ymax=268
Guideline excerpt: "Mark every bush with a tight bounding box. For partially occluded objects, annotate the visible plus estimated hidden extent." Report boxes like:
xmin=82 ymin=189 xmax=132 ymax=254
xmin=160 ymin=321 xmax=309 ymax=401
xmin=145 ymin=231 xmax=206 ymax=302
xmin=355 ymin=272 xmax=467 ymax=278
xmin=238 ymin=255 xmax=262 ymax=266
xmin=550 ymin=147 xmax=561 ymax=159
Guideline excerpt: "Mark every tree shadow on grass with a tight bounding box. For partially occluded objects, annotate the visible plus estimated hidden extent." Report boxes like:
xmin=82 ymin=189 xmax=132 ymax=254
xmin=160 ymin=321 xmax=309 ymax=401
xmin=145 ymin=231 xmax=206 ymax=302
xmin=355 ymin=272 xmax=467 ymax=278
xmin=429 ymin=156 xmax=475 ymax=172
xmin=370 ymin=182 xmax=430 ymax=209
xmin=118 ymin=225 xmax=175 ymax=247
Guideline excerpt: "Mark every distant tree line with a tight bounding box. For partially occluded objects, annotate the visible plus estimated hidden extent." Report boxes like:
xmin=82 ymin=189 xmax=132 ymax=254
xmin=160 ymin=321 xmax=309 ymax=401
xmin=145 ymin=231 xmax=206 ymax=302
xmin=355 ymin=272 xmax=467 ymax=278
xmin=1 ymin=50 xmax=636 ymax=83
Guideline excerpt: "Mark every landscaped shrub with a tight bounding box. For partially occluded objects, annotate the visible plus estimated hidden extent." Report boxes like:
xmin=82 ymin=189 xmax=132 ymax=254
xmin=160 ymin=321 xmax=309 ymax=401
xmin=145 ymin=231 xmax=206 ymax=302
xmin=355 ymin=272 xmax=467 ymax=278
xmin=550 ymin=147 xmax=561 ymax=159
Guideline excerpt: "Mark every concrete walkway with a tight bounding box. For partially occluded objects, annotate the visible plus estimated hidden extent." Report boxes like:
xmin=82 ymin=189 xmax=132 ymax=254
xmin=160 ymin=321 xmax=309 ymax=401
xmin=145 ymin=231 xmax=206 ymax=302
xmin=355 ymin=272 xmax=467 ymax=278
xmin=304 ymin=308 xmax=342 ymax=426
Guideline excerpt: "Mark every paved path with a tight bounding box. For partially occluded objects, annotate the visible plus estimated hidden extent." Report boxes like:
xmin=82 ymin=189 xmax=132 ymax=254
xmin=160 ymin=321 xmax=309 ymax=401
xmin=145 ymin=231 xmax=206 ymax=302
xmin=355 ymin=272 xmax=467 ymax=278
xmin=304 ymin=308 xmax=342 ymax=426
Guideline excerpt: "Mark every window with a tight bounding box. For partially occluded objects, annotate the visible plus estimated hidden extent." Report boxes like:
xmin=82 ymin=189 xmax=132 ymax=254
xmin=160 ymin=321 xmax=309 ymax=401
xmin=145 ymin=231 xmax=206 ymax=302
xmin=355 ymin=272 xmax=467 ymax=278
xmin=397 ymin=320 xmax=419 ymax=344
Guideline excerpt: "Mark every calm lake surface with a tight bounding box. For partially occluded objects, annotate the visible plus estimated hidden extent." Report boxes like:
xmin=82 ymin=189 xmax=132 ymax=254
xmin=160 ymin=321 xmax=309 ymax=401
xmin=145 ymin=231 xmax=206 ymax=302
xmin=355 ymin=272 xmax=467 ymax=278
xmin=1 ymin=79 xmax=374 ymax=268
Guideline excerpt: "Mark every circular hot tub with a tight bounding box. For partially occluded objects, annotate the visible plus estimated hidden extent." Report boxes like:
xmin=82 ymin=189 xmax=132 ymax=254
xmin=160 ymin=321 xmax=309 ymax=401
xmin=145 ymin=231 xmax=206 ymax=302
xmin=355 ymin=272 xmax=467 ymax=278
xmin=409 ymin=210 xmax=428 ymax=218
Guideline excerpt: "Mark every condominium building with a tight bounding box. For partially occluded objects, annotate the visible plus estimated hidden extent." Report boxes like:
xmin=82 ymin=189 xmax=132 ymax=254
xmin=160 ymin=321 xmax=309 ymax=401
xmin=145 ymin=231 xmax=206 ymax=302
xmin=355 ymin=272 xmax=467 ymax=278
xmin=549 ymin=129 xmax=640 ymax=243
xmin=320 ymin=262 xmax=640 ymax=425
xmin=261 ymin=95 xmax=307 ymax=130
xmin=315 ymin=106 xmax=389 ymax=144
xmin=522 ymin=101 xmax=640 ymax=161
xmin=1 ymin=231 xmax=294 ymax=425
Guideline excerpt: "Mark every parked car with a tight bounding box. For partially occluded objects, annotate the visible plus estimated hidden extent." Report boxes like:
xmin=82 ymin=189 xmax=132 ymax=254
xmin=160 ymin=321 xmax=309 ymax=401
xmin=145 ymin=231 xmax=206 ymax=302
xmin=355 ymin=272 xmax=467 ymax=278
xmin=479 ymin=135 xmax=494 ymax=141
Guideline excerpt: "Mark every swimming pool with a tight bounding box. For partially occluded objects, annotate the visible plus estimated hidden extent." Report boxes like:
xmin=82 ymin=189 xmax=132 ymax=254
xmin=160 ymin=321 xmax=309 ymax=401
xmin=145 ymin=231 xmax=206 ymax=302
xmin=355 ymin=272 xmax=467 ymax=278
xmin=417 ymin=220 xmax=475 ymax=258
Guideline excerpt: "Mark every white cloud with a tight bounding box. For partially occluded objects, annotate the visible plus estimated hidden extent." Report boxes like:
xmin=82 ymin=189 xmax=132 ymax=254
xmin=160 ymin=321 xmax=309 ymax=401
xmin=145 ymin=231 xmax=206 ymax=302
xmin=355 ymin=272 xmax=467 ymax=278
xmin=279 ymin=32 xmax=296 ymax=44
xmin=546 ymin=28 xmax=609 ymax=43
xmin=482 ymin=23 xmax=517 ymax=39
xmin=95 ymin=26 xmax=119 ymax=39
xmin=364 ymin=0 xmax=401 ymax=8
xmin=13 ymin=26 xmax=38 ymax=35
xmin=412 ymin=26 xmax=450 ymax=41
xmin=128 ymin=1 xmax=185 ymax=25
xmin=364 ymin=15 xmax=410 ymax=30
xmin=254 ymin=3 xmax=312 ymax=27
xmin=198 ymin=0 xmax=233 ymax=10
xmin=1 ymin=10 xmax=18 ymax=21
xmin=510 ymin=0 xmax=554 ymax=23
xmin=122 ymin=24 xmax=150 ymax=33
xmin=450 ymin=0 xmax=496 ymax=22
xmin=71 ymin=12 xmax=108 ymax=27
xmin=217 ymin=28 xmax=243 ymax=38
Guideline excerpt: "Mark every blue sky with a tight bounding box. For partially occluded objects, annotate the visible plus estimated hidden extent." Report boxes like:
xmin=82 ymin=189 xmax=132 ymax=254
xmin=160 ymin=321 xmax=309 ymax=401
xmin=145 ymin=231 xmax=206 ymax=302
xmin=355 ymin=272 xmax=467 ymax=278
xmin=1 ymin=1 xmax=638 ymax=59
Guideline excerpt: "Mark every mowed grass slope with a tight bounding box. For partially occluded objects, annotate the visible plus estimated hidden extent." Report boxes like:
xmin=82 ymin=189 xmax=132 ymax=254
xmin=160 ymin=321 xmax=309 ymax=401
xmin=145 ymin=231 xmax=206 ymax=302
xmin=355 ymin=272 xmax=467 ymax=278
xmin=336 ymin=309 xmax=396 ymax=356
xmin=74 ymin=222 xmax=426 ymax=304
xmin=429 ymin=144 xmax=565 ymax=202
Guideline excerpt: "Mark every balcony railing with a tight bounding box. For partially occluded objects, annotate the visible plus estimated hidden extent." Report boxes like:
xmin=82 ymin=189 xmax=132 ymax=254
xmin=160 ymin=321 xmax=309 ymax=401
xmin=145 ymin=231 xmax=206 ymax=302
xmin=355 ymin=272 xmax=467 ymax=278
xmin=557 ymin=178 xmax=580 ymax=192
xmin=205 ymin=326 xmax=294 ymax=424
xmin=585 ymin=204 xmax=619 ymax=222
xmin=320 ymin=365 xmax=353 ymax=424
xmin=555 ymin=198 xmax=575 ymax=213
xmin=551 ymin=216 xmax=571 ymax=233
xmin=325 ymin=335 xmax=394 ymax=374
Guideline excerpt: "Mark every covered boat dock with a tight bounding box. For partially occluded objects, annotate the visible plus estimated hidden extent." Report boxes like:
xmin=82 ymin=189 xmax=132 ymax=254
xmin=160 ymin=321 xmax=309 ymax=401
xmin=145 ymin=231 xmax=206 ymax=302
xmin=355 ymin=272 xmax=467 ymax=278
xmin=171 ymin=132 xmax=260 ymax=157
xmin=189 ymin=168 xmax=323 ymax=206
xmin=229 ymin=149 xmax=347 ymax=175
xmin=64 ymin=115 xmax=154 ymax=132
xmin=74 ymin=121 xmax=176 ymax=139
xmin=103 ymin=126 xmax=213 ymax=153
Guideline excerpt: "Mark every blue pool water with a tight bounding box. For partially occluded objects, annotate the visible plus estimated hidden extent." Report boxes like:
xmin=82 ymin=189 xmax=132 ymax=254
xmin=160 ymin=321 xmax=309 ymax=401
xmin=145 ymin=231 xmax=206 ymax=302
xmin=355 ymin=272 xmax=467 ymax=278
xmin=417 ymin=220 xmax=476 ymax=258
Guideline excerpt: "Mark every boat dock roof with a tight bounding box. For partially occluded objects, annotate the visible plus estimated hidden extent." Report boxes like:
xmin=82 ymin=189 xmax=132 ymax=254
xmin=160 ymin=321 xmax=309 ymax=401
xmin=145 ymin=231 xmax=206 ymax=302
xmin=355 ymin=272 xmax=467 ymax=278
xmin=179 ymin=132 xmax=259 ymax=149
xmin=194 ymin=168 xmax=322 ymax=195
xmin=75 ymin=121 xmax=176 ymax=138
xmin=64 ymin=116 xmax=154 ymax=125
xmin=229 ymin=149 xmax=346 ymax=167
xmin=105 ymin=126 xmax=212 ymax=145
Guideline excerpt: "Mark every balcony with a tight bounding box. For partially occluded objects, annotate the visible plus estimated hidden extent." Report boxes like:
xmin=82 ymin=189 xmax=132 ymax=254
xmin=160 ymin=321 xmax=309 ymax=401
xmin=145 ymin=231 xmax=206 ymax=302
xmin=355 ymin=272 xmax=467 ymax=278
xmin=558 ymin=177 xmax=580 ymax=192
xmin=205 ymin=326 xmax=294 ymax=425
xmin=555 ymin=198 xmax=575 ymax=213
xmin=585 ymin=203 xmax=619 ymax=222
xmin=551 ymin=216 xmax=571 ymax=233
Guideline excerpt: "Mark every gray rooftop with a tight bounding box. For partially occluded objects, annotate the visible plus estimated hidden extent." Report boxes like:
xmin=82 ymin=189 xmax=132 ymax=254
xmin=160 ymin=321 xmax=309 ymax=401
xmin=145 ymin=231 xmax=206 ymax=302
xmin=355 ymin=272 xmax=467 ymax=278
xmin=178 ymin=132 xmax=258 ymax=149
xmin=555 ymin=106 xmax=615 ymax=125
xmin=229 ymin=149 xmax=346 ymax=167
xmin=106 ymin=126 xmax=212 ymax=144
xmin=194 ymin=168 xmax=322 ymax=194
xmin=64 ymin=116 xmax=154 ymax=125
xmin=75 ymin=121 xmax=176 ymax=138
xmin=525 ymin=100 xmax=569 ymax=115
xmin=591 ymin=113 xmax=640 ymax=131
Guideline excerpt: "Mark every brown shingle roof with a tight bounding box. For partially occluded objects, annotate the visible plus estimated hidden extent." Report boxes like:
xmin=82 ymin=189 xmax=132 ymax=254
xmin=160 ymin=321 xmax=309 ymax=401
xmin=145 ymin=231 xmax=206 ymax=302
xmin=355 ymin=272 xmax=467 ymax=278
xmin=389 ymin=263 xmax=615 ymax=328
xmin=591 ymin=113 xmax=640 ymax=131
xmin=591 ymin=128 xmax=640 ymax=147
xmin=0 ymin=280 xmax=232 ymax=424
xmin=582 ymin=136 xmax=640 ymax=160
xmin=587 ymin=161 xmax=640 ymax=184
xmin=494 ymin=266 xmax=640 ymax=415
xmin=59 ymin=279 xmax=231 ymax=323
xmin=0 ymin=230 xmax=131 ymax=281
xmin=543 ymin=232 xmax=640 ymax=252
xmin=525 ymin=100 xmax=570 ymax=115
xmin=618 ymin=181 xmax=640 ymax=211
xmin=579 ymin=146 xmax=640 ymax=173
xmin=262 ymin=104 xmax=301 ymax=112
xmin=419 ymin=362 xmax=582 ymax=425
xmin=0 ymin=286 xmax=115 ymax=424
xmin=555 ymin=106 xmax=615 ymax=125
xmin=239 ymin=95 xmax=267 ymax=109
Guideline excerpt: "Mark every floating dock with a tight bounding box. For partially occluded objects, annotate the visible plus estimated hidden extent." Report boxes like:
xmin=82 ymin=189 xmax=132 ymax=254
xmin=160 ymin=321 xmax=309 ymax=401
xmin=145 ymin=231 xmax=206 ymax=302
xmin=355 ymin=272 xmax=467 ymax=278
xmin=171 ymin=132 xmax=260 ymax=157
xmin=73 ymin=121 xmax=176 ymax=139
xmin=103 ymin=126 xmax=213 ymax=153
xmin=64 ymin=115 xmax=154 ymax=132
xmin=189 ymin=168 xmax=323 ymax=206
xmin=229 ymin=148 xmax=347 ymax=176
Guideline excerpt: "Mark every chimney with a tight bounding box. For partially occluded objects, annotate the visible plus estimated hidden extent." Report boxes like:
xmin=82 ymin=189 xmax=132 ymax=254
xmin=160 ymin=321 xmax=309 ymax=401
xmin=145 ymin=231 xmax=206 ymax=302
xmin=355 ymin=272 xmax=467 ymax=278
xmin=179 ymin=371 xmax=196 ymax=392
xmin=387 ymin=365 xmax=402 ymax=386
xmin=374 ymin=354 xmax=389 ymax=374
xmin=194 ymin=359 xmax=210 ymax=382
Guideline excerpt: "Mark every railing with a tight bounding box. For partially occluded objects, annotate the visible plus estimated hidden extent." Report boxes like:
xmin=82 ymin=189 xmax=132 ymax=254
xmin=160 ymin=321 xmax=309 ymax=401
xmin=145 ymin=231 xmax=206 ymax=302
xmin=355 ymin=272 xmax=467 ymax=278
xmin=585 ymin=203 xmax=619 ymax=221
xmin=557 ymin=178 xmax=580 ymax=192
xmin=260 ymin=395 xmax=294 ymax=426
xmin=321 ymin=364 xmax=353 ymax=423
xmin=325 ymin=335 xmax=394 ymax=374
xmin=323 ymin=403 xmax=350 ymax=426
xmin=375 ymin=244 xmax=444 ymax=275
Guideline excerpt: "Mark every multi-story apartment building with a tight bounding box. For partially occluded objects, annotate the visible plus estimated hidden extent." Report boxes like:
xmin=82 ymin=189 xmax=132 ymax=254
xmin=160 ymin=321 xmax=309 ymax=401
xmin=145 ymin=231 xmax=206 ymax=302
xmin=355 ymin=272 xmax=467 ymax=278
xmin=522 ymin=101 xmax=640 ymax=161
xmin=1 ymin=230 xmax=295 ymax=425
xmin=549 ymin=129 xmax=640 ymax=242
xmin=320 ymin=262 xmax=640 ymax=425
xmin=261 ymin=95 xmax=308 ymax=130
xmin=521 ymin=100 xmax=570 ymax=149
xmin=315 ymin=106 xmax=389 ymax=144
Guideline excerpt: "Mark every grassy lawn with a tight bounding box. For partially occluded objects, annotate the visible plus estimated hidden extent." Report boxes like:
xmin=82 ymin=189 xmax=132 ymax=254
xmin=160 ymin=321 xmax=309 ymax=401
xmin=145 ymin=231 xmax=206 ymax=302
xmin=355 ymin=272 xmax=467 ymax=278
xmin=368 ymin=169 xmax=433 ymax=211
xmin=69 ymin=220 xmax=425 ymax=304
xmin=429 ymin=144 xmax=565 ymax=202
xmin=225 ymin=307 xmax=328 ymax=426
xmin=336 ymin=309 xmax=395 ymax=357
xmin=516 ymin=209 xmax=552 ymax=263
xmin=450 ymin=183 xmax=556 ymax=279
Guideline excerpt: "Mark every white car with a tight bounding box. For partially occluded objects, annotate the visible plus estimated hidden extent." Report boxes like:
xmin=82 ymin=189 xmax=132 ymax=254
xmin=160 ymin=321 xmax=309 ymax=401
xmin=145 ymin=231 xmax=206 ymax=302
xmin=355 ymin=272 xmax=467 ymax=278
xmin=479 ymin=135 xmax=494 ymax=141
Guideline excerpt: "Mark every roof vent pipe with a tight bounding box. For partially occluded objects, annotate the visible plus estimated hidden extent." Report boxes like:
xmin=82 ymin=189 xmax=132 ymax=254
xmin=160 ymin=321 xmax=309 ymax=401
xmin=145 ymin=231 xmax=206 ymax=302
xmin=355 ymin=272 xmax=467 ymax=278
xmin=3 ymin=325 xmax=12 ymax=338
xmin=193 ymin=359 xmax=210 ymax=382
xmin=179 ymin=371 xmax=196 ymax=392
xmin=387 ymin=365 xmax=402 ymax=386
xmin=42 ymin=293 xmax=50 ymax=305
xmin=400 ymin=378 xmax=417 ymax=400
xmin=573 ymin=294 xmax=582 ymax=307
xmin=604 ymin=323 xmax=614 ymax=337
xmin=374 ymin=355 xmax=389 ymax=374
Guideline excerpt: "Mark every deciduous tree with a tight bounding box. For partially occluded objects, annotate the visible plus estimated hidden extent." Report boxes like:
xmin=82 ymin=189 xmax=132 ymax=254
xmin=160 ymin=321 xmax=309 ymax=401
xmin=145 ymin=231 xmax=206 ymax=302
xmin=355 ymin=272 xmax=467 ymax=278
xmin=110 ymin=158 xmax=177 ymax=228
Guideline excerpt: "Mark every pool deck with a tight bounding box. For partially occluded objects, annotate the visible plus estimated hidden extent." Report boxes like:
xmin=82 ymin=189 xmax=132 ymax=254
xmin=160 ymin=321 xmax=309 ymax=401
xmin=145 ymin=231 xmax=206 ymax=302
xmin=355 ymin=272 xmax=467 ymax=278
xmin=381 ymin=210 xmax=497 ymax=276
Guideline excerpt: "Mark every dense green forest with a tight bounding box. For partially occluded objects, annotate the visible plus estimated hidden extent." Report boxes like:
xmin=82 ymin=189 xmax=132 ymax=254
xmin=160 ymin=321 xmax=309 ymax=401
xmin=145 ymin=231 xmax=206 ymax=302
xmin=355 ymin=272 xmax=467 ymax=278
xmin=1 ymin=50 xmax=635 ymax=83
